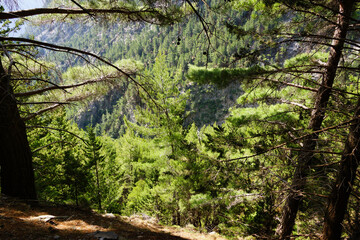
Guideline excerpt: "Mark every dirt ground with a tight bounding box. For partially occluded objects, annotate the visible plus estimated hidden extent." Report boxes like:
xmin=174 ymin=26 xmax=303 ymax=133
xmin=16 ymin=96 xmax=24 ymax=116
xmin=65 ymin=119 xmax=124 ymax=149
xmin=0 ymin=195 xmax=228 ymax=240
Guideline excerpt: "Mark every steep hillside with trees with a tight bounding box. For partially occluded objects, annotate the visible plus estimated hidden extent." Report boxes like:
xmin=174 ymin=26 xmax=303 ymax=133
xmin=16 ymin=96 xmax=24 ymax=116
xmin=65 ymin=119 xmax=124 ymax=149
xmin=25 ymin=0 xmax=248 ymax=133
xmin=1 ymin=0 xmax=360 ymax=239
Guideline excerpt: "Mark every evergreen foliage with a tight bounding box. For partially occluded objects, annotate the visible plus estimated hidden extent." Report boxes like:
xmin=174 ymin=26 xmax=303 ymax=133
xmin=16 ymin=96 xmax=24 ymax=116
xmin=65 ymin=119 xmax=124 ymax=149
xmin=84 ymin=126 xmax=105 ymax=210
xmin=27 ymin=0 xmax=246 ymax=129
xmin=2 ymin=0 xmax=360 ymax=239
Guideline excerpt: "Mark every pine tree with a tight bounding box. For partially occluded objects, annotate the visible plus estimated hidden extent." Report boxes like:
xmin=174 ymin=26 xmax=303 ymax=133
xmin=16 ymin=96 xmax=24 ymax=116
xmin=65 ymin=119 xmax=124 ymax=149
xmin=0 ymin=0 xmax=184 ymax=200
xmin=188 ymin=0 xmax=360 ymax=237
xmin=84 ymin=126 xmax=105 ymax=211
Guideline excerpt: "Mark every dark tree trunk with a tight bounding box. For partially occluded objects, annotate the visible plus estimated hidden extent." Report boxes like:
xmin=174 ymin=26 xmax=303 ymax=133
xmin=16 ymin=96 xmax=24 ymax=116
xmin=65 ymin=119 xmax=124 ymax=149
xmin=0 ymin=57 xmax=37 ymax=200
xmin=322 ymin=98 xmax=360 ymax=240
xmin=277 ymin=1 xmax=355 ymax=238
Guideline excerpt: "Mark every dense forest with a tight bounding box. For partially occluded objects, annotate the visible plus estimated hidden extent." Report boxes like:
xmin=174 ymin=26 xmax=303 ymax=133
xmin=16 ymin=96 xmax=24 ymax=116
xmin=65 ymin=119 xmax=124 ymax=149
xmin=0 ymin=0 xmax=360 ymax=239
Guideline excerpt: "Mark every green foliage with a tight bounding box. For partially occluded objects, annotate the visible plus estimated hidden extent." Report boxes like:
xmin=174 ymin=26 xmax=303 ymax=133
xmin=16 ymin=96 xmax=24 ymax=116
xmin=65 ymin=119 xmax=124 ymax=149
xmin=187 ymin=64 xmax=265 ymax=88
xmin=29 ymin=109 xmax=91 ymax=205
xmin=84 ymin=126 xmax=105 ymax=210
xmin=20 ymin=0 xmax=360 ymax=238
xmin=125 ymin=179 xmax=153 ymax=214
xmin=283 ymin=51 xmax=328 ymax=68
xmin=27 ymin=0 xmax=249 ymax=129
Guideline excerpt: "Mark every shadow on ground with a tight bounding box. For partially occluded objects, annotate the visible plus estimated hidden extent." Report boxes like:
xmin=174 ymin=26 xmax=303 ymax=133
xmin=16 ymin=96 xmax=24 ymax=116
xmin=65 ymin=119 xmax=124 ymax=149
xmin=0 ymin=196 xmax=190 ymax=240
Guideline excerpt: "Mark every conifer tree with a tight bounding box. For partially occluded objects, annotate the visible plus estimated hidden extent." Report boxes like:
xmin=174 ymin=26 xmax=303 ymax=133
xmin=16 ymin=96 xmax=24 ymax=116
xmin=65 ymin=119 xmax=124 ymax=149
xmin=84 ymin=126 xmax=105 ymax=211
xmin=0 ymin=0 xmax=185 ymax=200
xmin=188 ymin=0 xmax=360 ymax=238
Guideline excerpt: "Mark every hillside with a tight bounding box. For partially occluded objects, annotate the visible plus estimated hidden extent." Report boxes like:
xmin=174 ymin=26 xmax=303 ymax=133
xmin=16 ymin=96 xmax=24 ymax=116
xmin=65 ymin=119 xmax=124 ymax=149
xmin=25 ymin=0 xmax=246 ymax=134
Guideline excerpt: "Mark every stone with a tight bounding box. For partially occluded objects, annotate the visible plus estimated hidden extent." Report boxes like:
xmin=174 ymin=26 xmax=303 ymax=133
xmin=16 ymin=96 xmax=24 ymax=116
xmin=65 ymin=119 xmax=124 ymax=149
xmin=32 ymin=215 xmax=68 ymax=222
xmin=92 ymin=230 xmax=119 ymax=240
xmin=103 ymin=213 xmax=116 ymax=218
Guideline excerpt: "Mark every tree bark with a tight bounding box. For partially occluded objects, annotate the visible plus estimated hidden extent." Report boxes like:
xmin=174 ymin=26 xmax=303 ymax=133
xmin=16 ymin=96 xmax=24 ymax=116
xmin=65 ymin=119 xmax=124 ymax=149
xmin=0 ymin=57 xmax=37 ymax=200
xmin=277 ymin=1 xmax=355 ymax=238
xmin=322 ymin=98 xmax=360 ymax=240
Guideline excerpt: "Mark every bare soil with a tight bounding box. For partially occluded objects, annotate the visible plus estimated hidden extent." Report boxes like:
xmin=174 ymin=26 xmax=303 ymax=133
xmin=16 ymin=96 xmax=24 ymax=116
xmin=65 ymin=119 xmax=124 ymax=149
xmin=0 ymin=195 xmax=228 ymax=240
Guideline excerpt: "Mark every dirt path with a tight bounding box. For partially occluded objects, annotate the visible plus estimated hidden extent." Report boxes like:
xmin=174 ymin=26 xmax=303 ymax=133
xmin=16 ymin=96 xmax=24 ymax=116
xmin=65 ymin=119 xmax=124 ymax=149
xmin=0 ymin=195 xmax=228 ymax=240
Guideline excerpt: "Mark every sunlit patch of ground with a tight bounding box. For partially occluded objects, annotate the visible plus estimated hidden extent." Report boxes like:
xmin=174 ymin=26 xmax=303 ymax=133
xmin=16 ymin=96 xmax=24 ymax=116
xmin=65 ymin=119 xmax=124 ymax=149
xmin=21 ymin=216 xmax=107 ymax=232
xmin=0 ymin=195 xmax=231 ymax=240
xmin=122 ymin=216 xmax=228 ymax=240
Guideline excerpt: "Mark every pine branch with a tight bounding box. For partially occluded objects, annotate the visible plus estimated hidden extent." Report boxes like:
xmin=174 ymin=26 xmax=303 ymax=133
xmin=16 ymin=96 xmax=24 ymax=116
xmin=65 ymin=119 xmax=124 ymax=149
xmin=0 ymin=7 xmax=178 ymax=24
xmin=26 ymin=125 xmax=87 ymax=144
xmin=22 ymin=103 xmax=64 ymax=121
xmin=18 ymin=101 xmax=71 ymax=105
xmin=15 ymin=75 xmax=118 ymax=97
xmin=0 ymin=36 xmax=162 ymax=111
xmin=222 ymin=117 xmax=360 ymax=162
xmin=32 ymin=140 xmax=74 ymax=154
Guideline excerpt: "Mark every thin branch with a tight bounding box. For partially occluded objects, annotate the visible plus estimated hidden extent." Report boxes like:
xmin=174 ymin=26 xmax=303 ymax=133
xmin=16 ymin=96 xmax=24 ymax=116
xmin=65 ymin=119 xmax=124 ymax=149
xmin=222 ymin=117 xmax=359 ymax=162
xmin=15 ymin=75 xmax=118 ymax=97
xmin=280 ymin=32 xmax=360 ymax=49
xmin=275 ymin=67 xmax=360 ymax=97
xmin=32 ymin=140 xmax=73 ymax=154
xmin=0 ymin=36 xmax=161 ymax=110
xmin=258 ymin=76 xmax=318 ymax=92
xmin=70 ymin=0 xmax=96 ymax=18
xmin=12 ymin=78 xmax=70 ymax=94
xmin=22 ymin=103 xmax=64 ymax=121
xmin=185 ymin=0 xmax=212 ymax=67
xmin=0 ymin=7 xmax=176 ymax=24
xmin=279 ymin=147 xmax=342 ymax=155
xmin=283 ymin=2 xmax=338 ymax=26
xmin=18 ymin=101 xmax=71 ymax=105
xmin=27 ymin=125 xmax=87 ymax=144
xmin=308 ymin=0 xmax=360 ymax=24
xmin=277 ymin=99 xmax=310 ymax=110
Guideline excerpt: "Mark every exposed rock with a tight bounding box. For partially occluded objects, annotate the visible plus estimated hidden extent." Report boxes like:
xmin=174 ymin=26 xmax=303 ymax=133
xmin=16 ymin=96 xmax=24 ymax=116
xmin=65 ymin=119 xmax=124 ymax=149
xmin=91 ymin=230 xmax=120 ymax=240
xmin=32 ymin=215 xmax=56 ymax=222
xmin=103 ymin=213 xmax=116 ymax=218
xmin=31 ymin=215 xmax=68 ymax=222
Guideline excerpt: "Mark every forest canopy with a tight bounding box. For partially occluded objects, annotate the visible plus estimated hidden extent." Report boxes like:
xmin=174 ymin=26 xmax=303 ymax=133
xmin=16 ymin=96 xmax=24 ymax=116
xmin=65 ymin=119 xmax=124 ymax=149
xmin=0 ymin=0 xmax=360 ymax=239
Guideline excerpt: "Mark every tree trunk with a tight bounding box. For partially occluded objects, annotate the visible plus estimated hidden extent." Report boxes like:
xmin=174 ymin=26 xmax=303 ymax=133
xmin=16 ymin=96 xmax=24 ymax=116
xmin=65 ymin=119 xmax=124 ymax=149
xmin=95 ymin=159 xmax=102 ymax=210
xmin=277 ymin=1 xmax=355 ymax=238
xmin=321 ymin=98 xmax=360 ymax=240
xmin=0 ymin=57 xmax=37 ymax=200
